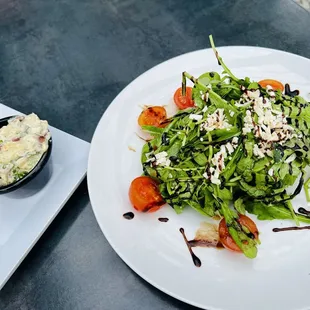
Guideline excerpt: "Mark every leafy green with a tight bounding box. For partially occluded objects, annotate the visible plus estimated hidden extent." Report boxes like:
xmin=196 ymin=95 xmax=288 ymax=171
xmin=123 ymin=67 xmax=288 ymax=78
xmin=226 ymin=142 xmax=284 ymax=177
xmin=137 ymin=34 xmax=310 ymax=260
xmin=245 ymin=201 xmax=310 ymax=224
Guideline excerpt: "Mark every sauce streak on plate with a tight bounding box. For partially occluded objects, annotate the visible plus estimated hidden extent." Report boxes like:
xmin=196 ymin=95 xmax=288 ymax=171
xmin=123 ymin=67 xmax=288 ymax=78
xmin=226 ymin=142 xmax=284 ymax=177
xmin=180 ymin=222 xmax=223 ymax=267
xmin=273 ymin=225 xmax=310 ymax=233
xmin=123 ymin=212 xmax=135 ymax=220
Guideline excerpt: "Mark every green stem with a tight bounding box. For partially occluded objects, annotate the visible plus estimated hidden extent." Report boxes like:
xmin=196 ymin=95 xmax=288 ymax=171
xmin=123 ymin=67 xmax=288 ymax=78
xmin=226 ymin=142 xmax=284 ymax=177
xmin=182 ymin=72 xmax=186 ymax=96
xmin=209 ymin=35 xmax=239 ymax=83
xmin=158 ymin=167 xmax=205 ymax=171
xmin=228 ymin=175 xmax=242 ymax=183
xmin=207 ymin=132 xmax=213 ymax=161
xmin=304 ymin=177 xmax=310 ymax=202
xmin=225 ymin=182 xmax=239 ymax=187
xmin=286 ymin=201 xmax=300 ymax=226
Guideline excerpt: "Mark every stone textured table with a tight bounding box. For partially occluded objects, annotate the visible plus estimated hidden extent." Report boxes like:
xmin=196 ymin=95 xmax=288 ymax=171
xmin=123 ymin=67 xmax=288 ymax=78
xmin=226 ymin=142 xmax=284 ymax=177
xmin=0 ymin=0 xmax=309 ymax=309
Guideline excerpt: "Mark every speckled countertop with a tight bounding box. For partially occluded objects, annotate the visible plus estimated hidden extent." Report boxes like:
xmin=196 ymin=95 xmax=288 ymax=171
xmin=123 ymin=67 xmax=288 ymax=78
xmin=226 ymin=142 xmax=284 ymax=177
xmin=0 ymin=0 xmax=310 ymax=309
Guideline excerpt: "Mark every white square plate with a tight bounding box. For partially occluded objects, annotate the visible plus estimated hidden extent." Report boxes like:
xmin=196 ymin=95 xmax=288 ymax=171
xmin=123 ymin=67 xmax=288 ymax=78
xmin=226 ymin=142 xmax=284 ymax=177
xmin=0 ymin=104 xmax=90 ymax=289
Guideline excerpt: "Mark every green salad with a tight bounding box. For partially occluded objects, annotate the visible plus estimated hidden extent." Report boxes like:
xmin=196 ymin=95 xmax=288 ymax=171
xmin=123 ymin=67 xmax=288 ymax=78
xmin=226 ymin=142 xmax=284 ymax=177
xmin=139 ymin=35 xmax=310 ymax=258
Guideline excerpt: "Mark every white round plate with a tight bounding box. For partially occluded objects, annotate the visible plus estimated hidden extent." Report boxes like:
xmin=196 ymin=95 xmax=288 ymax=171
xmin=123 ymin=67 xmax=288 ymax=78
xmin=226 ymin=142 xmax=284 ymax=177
xmin=88 ymin=46 xmax=310 ymax=310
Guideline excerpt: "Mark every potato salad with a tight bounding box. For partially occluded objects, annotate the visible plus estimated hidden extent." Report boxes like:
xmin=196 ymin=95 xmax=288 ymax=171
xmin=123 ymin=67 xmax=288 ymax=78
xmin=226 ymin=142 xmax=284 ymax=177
xmin=0 ymin=113 xmax=50 ymax=186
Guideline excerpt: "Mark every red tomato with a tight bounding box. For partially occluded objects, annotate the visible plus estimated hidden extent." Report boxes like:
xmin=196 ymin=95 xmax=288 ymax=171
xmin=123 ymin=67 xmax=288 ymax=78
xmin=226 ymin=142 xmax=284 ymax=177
xmin=138 ymin=106 xmax=167 ymax=128
xmin=258 ymin=79 xmax=284 ymax=92
xmin=173 ymin=87 xmax=195 ymax=110
xmin=219 ymin=215 xmax=259 ymax=252
xmin=129 ymin=176 xmax=165 ymax=212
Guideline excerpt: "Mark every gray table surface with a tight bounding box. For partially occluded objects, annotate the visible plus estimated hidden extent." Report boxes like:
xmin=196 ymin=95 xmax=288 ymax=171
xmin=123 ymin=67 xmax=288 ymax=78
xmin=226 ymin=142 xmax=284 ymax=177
xmin=0 ymin=0 xmax=309 ymax=309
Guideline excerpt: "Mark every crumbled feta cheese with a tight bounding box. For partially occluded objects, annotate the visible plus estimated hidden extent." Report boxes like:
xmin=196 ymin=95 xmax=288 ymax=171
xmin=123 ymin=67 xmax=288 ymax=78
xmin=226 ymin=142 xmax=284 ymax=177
xmin=266 ymin=85 xmax=276 ymax=97
xmin=203 ymin=140 xmax=238 ymax=185
xmin=189 ymin=114 xmax=203 ymax=121
xmin=210 ymin=174 xmax=221 ymax=185
xmin=285 ymin=153 xmax=296 ymax=163
xmin=243 ymin=110 xmax=254 ymax=135
xmin=229 ymin=111 xmax=235 ymax=117
xmin=225 ymin=142 xmax=234 ymax=154
xmin=253 ymin=144 xmax=265 ymax=158
xmin=200 ymin=109 xmax=232 ymax=132
xmin=202 ymin=106 xmax=208 ymax=113
xmin=268 ymin=168 xmax=274 ymax=177
xmin=154 ymin=151 xmax=171 ymax=167
xmin=236 ymin=87 xmax=296 ymax=158
xmin=201 ymin=93 xmax=209 ymax=102
xmin=145 ymin=152 xmax=156 ymax=163
xmin=232 ymin=137 xmax=239 ymax=144
xmin=247 ymin=89 xmax=260 ymax=100
xmin=202 ymin=172 xmax=209 ymax=179
xmin=155 ymin=151 xmax=167 ymax=159
xmin=200 ymin=137 xmax=204 ymax=142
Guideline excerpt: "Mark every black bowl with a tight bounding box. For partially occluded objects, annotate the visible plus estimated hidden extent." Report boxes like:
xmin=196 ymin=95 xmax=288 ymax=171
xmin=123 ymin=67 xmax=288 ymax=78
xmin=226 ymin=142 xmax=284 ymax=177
xmin=0 ymin=115 xmax=52 ymax=193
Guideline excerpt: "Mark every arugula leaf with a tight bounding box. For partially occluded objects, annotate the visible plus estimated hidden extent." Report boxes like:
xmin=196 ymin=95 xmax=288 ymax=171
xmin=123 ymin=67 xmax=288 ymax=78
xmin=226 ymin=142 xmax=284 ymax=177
xmin=245 ymin=201 xmax=310 ymax=224
xmin=141 ymin=125 xmax=164 ymax=136
xmin=234 ymin=197 xmax=246 ymax=214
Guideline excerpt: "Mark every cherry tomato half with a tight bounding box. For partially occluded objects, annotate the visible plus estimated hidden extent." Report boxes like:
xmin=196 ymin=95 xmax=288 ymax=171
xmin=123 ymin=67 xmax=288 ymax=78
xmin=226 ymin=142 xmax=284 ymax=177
xmin=173 ymin=87 xmax=195 ymax=110
xmin=258 ymin=79 xmax=284 ymax=92
xmin=219 ymin=215 xmax=259 ymax=252
xmin=138 ymin=106 xmax=167 ymax=128
xmin=129 ymin=176 xmax=165 ymax=212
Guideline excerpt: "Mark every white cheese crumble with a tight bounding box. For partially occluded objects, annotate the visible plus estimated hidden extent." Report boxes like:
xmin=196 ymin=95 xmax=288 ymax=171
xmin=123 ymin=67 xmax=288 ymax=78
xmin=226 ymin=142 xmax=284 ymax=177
xmin=203 ymin=141 xmax=238 ymax=185
xmin=200 ymin=109 xmax=232 ymax=132
xmin=253 ymin=144 xmax=265 ymax=158
xmin=202 ymin=106 xmax=208 ymax=113
xmin=225 ymin=142 xmax=234 ymax=155
xmin=268 ymin=168 xmax=274 ymax=177
xmin=154 ymin=151 xmax=171 ymax=167
xmin=232 ymin=137 xmax=239 ymax=145
xmin=189 ymin=114 xmax=203 ymax=121
xmin=200 ymin=92 xmax=209 ymax=102
xmin=237 ymin=88 xmax=296 ymax=158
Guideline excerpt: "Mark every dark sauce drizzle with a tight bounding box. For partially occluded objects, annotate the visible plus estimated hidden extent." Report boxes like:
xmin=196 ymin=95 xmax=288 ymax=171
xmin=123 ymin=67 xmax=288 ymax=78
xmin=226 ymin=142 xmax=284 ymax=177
xmin=284 ymin=83 xmax=300 ymax=97
xmin=298 ymin=207 xmax=310 ymax=216
xmin=179 ymin=228 xmax=202 ymax=267
xmin=158 ymin=217 xmax=169 ymax=222
xmin=123 ymin=212 xmax=135 ymax=220
xmin=189 ymin=239 xmax=224 ymax=248
xmin=273 ymin=226 xmax=310 ymax=233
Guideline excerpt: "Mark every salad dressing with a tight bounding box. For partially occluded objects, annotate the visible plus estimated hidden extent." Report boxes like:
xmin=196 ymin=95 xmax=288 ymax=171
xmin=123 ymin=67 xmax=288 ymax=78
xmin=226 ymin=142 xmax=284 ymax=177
xmin=273 ymin=225 xmax=310 ymax=232
xmin=298 ymin=208 xmax=310 ymax=216
xmin=123 ymin=212 xmax=135 ymax=220
xmin=180 ymin=223 xmax=223 ymax=267
xmin=179 ymin=228 xmax=202 ymax=267
xmin=284 ymin=84 xmax=300 ymax=97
